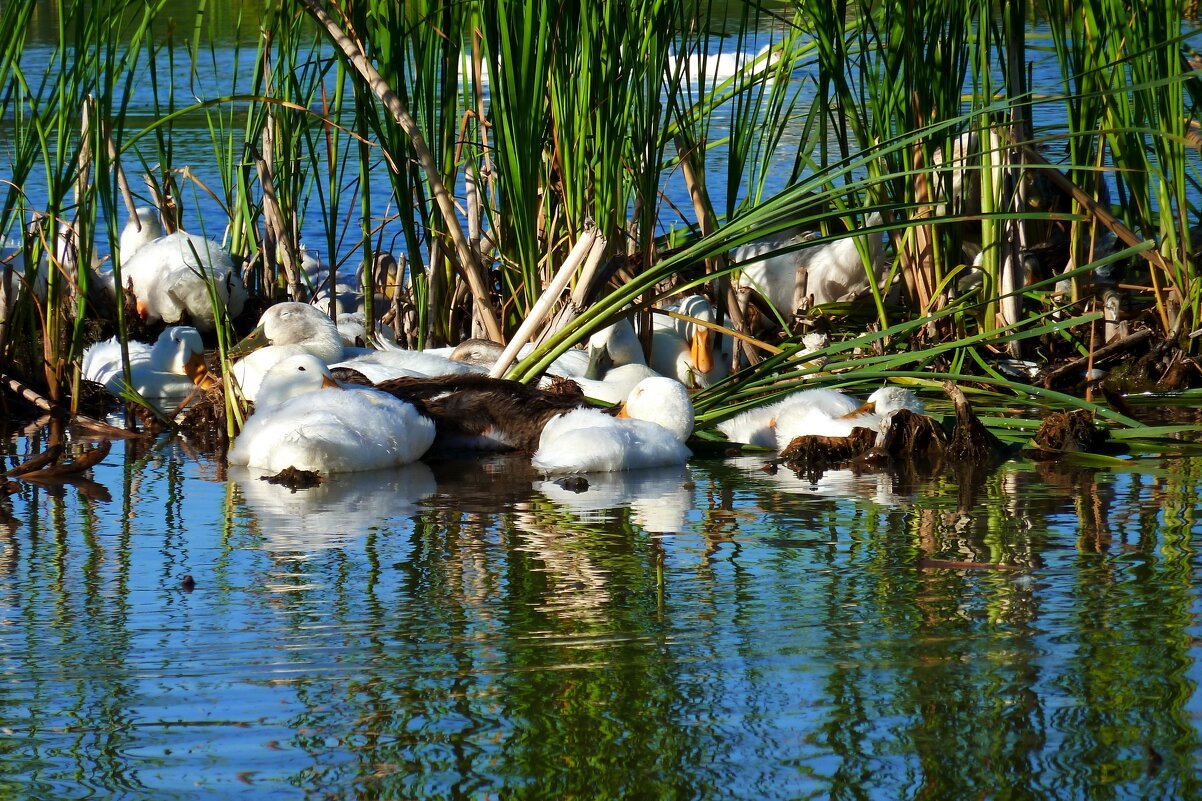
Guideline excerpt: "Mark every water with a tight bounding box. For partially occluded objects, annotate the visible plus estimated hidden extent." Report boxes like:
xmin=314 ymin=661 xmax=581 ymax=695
xmin=3 ymin=426 xmax=1202 ymax=799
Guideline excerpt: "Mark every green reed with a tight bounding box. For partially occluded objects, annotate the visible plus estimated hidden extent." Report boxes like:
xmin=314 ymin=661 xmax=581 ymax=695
xmin=2 ymin=0 xmax=1201 ymax=437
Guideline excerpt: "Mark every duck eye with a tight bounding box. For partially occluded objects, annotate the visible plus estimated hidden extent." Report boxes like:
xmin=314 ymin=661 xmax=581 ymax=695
xmin=298 ymin=366 xmax=307 ymax=371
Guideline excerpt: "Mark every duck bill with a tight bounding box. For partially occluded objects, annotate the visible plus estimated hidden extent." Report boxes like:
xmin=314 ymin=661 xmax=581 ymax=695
xmin=135 ymin=298 xmax=150 ymax=320
xmin=690 ymin=327 xmax=713 ymax=375
xmin=229 ymin=325 xmax=269 ymax=359
xmin=584 ymin=345 xmax=613 ymax=380
xmin=183 ymin=352 xmax=216 ymax=389
xmin=615 ymin=401 xmax=631 ymax=419
xmin=840 ymin=401 xmax=876 ymax=419
xmin=321 ymin=375 xmax=341 ymax=390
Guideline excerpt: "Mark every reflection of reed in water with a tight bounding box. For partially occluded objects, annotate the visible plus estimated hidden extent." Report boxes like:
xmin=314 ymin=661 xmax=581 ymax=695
xmin=508 ymin=466 xmax=697 ymax=623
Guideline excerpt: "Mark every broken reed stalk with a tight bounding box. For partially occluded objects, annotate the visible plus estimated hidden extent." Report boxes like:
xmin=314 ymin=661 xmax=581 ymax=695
xmin=250 ymin=138 xmax=302 ymax=302
xmin=297 ymin=0 xmax=504 ymax=344
xmin=489 ymin=228 xmax=602 ymax=379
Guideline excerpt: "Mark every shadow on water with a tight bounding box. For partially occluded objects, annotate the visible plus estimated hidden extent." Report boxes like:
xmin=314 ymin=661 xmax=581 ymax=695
xmin=2 ymin=421 xmax=1202 ymax=799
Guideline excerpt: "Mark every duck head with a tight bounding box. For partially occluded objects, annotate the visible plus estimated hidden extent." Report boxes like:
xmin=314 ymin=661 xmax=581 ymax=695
xmin=585 ymin=318 xmax=644 ymax=379
xmin=151 ymin=326 xmax=216 ymax=389
xmin=230 ymin=302 xmax=344 ymax=362
xmin=256 ymin=353 xmax=342 ymax=407
xmin=853 ymin=386 xmax=923 ymax=417
xmin=615 ymin=376 xmax=694 ymax=441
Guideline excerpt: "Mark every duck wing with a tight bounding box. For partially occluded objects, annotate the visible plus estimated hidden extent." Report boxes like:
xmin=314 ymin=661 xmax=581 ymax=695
xmin=374 ymin=373 xmax=589 ymax=452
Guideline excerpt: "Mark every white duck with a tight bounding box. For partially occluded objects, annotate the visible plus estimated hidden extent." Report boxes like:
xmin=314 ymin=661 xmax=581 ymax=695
xmin=117 ymin=208 xmax=246 ymax=333
xmin=230 ymin=302 xmax=480 ymax=400
xmin=735 ymin=212 xmax=886 ymax=317
xmin=585 ymin=303 xmax=727 ymax=390
xmin=531 ymin=376 xmax=694 ymax=474
xmin=773 ymin=386 xmax=923 ymax=449
xmin=228 ymin=354 xmax=436 ymax=475
xmin=448 ymin=337 xmax=593 ymax=380
xmin=572 ymin=362 xmax=663 ymax=404
xmin=651 ymin=295 xmax=729 ymax=389
xmin=717 ymin=388 xmax=860 ymax=448
xmin=584 ymin=317 xmax=646 ymax=378
xmin=82 ymin=325 xmax=213 ymax=408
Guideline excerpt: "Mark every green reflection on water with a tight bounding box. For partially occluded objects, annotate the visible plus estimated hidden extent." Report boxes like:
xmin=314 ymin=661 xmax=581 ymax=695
xmin=1 ymin=435 xmax=1201 ymax=799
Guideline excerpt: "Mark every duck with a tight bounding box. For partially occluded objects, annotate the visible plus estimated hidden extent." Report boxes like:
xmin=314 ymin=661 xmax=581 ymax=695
xmin=308 ymin=250 xmax=402 ymax=322
xmin=734 ymin=212 xmax=885 ymax=319
xmin=230 ymin=302 xmax=479 ymax=400
xmin=773 ymin=386 xmax=923 ymax=449
xmin=449 ymin=337 xmax=593 ymax=380
xmin=372 ymin=371 xmax=597 ymax=452
xmin=333 ymin=311 xmax=399 ymax=348
xmin=717 ymin=388 xmax=862 ymax=448
xmin=228 ymin=354 xmax=436 ymax=475
xmin=81 ymin=325 xmax=214 ymax=408
xmin=572 ymin=363 xmax=663 ymax=404
xmin=2 ymin=222 xmax=93 ymax=320
xmin=118 ymin=206 xmax=164 ymax=258
xmin=448 ymin=337 xmax=654 ymax=402
xmin=531 ymin=376 xmax=694 ymax=474
xmin=584 ymin=302 xmax=727 ymax=390
xmin=117 ymin=209 xmax=247 ymax=332
xmin=584 ymin=317 xmax=646 ymax=378
xmin=650 ymin=295 xmax=729 ymax=389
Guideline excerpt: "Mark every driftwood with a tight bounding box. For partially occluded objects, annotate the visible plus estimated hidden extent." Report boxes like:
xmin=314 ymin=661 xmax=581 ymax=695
xmin=5 ymin=440 xmax=111 ymax=479
xmin=1042 ymin=328 xmax=1153 ymax=388
xmin=1029 ymin=409 xmax=1107 ymax=457
xmin=870 ymin=408 xmax=948 ymax=463
xmin=2 ymin=371 xmax=143 ymax=439
xmin=779 ymin=427 xmax=876 ymax=466
xmin=943 ymin=383 xmax=1006 ymax=462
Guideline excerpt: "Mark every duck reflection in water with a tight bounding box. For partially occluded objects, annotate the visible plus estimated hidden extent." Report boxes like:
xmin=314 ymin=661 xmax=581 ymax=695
xmin=231 ymin=461 xmax=435 ymax=558
xmin=507 ymin=465 xmax=697 ymax=624
xmin=533 ymin=464 xmax=695 ymax=535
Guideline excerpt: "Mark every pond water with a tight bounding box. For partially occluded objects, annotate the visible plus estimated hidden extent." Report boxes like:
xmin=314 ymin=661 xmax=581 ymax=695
xmin=3 ymin=424 xmax=1202 ymax=799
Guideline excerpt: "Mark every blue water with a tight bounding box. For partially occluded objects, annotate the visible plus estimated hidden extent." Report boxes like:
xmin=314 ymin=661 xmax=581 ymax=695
xmin=3 ymin=430 xmax=1202 ymax=799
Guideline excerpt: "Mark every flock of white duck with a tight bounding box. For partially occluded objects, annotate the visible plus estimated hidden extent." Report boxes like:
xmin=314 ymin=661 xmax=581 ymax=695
xmin=71 ymin=205 xmax=918 ymax=478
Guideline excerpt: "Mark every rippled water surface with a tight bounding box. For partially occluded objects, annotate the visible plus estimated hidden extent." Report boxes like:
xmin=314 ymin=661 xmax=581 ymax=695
xmin=3 ymin=426 xmax=1202 ymax=800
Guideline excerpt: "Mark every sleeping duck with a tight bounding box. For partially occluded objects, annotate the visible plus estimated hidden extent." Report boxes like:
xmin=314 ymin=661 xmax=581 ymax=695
xmin=117 ymin=208 xmax=247 ymax=333
xmin=228 ymin=354 xmax=436 ymax=475
xmin=82 ymin=325 xmax=213 ymax=410
xmin=230 ymin=302 xmax=480 ymax=400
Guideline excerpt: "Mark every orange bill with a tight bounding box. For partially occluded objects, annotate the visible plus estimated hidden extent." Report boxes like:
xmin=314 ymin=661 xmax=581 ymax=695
xmin=690 ymin=327 xmax=713 ymax=375
xmin=183 ymin=352 xmax=217 ymax=389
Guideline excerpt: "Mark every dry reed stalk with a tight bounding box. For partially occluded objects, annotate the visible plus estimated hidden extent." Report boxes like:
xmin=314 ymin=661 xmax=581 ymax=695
xmin=298 ymin=0 xmax=503 ymax=343
xmin=489 ymin=228 xmax=602 ymax=379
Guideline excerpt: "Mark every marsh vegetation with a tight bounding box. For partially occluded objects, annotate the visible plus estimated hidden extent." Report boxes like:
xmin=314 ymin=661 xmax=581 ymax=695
xmin=0 ymin=1 xmax=1200 ymax=441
